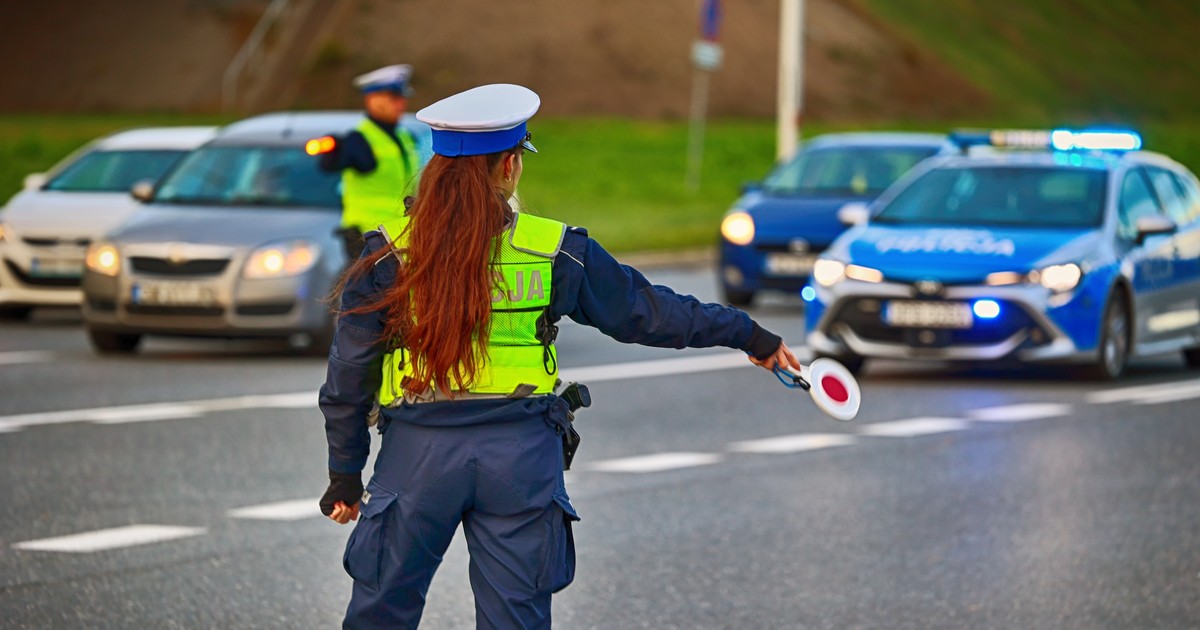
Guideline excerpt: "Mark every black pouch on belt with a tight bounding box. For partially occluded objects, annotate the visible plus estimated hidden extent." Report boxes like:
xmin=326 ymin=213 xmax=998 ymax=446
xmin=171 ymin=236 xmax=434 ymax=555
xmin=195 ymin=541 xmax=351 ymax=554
xmin=558 ymin=383 xmax=590 ymax=470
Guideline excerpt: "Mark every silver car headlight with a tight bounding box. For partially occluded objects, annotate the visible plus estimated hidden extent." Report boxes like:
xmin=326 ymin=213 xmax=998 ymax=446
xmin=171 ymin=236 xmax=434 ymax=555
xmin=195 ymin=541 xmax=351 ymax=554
xmin=85 ymin=243 xmax=121 ymax=277
xmin=0 ymin=222 xmax=8 ymax=242
xmin=243 ymin=241 xmax=319 ymax=279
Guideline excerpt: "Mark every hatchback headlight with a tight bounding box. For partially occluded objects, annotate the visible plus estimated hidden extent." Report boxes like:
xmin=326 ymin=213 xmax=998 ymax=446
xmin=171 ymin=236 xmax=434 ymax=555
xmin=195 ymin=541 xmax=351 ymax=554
xmin=85 ymin=243 xmax=121 ymax=277
xmin=0 ymin=222 xmax=9 ymax=242
xmin=720 ymin=211 xmax=755 ymax=246
xmin=243 ymin=241 xmax=319 ymax=278
xmin=812 ymin=259 xmax=846 ymax=287
xmin=1033 ymin=262 xmax=1083 ymax=293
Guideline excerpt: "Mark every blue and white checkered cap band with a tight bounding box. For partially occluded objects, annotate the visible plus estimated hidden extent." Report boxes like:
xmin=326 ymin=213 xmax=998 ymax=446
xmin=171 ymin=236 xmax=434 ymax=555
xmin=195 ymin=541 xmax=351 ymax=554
xmin=431 ymin=122 xmax=528 ymax=157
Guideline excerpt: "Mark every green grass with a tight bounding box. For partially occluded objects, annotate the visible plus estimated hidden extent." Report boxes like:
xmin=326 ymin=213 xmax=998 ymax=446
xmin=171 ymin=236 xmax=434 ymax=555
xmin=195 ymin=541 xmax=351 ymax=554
xmin=6 ymin=114 xmax=1200 ymax=253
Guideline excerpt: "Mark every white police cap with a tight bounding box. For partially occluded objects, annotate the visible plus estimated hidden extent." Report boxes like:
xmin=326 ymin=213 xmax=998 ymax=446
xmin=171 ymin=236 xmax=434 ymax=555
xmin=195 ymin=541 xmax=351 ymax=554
xmin=352 ymin=64 xmax=412 ymax=96
xmin=416 ymin=84 xmax=540 ymax=157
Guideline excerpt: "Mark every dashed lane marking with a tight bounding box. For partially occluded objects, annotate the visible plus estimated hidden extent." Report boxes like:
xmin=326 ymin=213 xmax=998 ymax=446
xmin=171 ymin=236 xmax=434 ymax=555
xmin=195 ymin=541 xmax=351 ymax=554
xmin=858 ymin=418 xmax=970 ymax=437
xmin=1086 ymin=378 xmax=1200 ymax=404
xmin=228 ymin=498 xmax=322 ymax=521
xmin=558 ymin=351 xmax=749 ymax=383
xmin=12 ymin=525 xmax=206 ymax=553
xmin=585 ymin=452 xmax=724 ymax=473
xmin=729 ymin=433 xmax=857 ymax=454
xmin=967 ymin=403 xmax=1072 ymax=422
xmin=0 ymin=351 xmax=54 ymax=366
xmin=0 ymin=392 xmax=314 ymax=432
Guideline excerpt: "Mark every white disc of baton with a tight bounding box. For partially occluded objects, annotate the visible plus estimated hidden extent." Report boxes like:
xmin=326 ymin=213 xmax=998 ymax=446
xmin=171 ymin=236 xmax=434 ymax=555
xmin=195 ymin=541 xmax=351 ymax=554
xmin=806 ymin=358 xmax=861 ymax=421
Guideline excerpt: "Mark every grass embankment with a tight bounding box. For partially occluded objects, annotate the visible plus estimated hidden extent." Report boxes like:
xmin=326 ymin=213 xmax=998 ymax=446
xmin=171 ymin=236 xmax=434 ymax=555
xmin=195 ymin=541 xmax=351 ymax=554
xmin=4 ymin=115 xmax=1200 ymax=253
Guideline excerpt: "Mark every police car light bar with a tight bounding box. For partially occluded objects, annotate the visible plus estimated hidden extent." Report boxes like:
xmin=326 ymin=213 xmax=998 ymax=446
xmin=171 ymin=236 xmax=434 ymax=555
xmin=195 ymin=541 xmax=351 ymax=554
xmin=949 ymin=128 xmax=1142 ymax=153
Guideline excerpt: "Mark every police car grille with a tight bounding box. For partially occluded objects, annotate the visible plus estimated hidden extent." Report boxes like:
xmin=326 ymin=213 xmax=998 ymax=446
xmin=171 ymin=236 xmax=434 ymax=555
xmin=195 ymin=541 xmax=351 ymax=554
xmin=3 ymin=260 xmax=80 ymax=287
xmin=130 ymin=257 xmax=230 ymax=276
xmin=22 ymin=237 xmax=91 ymax=247
xmin=831 ymin=298 xmax=1048 ymax=347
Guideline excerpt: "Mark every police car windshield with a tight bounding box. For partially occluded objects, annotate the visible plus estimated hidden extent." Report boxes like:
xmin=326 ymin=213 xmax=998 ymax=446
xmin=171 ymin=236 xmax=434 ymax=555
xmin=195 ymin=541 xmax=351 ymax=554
xmin=45 ymin=150 xmax=186 ymax=193
xmin=154 ymin=146 xmax=340 ymax=208
xmin=762 ymin=146 xmax=938 ymax=196
xmin=874 ymin=166 xmax=1108 ymax=228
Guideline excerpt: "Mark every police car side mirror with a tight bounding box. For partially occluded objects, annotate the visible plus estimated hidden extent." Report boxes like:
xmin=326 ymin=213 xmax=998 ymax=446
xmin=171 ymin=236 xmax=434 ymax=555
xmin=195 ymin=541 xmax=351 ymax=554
xmin=130 ymin=180 xmax=155 ymax=203
xmin=1135 ymin=214 xmax=1176 ymax=245
xmin=740 ymin=181 xmax=762 ymax=195
xmin=23 ymin=173 xmax=46 ymax=190
xmin=837 ymin=202 xmax=870 ymax=226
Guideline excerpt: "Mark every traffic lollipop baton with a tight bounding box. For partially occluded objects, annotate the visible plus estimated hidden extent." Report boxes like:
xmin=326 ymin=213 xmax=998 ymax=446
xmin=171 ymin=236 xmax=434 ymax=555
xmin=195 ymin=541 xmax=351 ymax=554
xmin=770 ymin=357 xmax=861 ymax=421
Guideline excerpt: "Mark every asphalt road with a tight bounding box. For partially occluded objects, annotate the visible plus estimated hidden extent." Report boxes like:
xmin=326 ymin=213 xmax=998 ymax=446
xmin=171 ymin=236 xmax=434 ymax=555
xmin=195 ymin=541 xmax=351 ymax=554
xmin=2 ymin=266 xmax=1199 ymax=629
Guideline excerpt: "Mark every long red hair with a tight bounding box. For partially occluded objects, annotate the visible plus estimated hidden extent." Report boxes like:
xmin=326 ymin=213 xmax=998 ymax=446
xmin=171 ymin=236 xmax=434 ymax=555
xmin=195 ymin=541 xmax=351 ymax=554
xmin=341 ymin=151 xmax=511 ymax=396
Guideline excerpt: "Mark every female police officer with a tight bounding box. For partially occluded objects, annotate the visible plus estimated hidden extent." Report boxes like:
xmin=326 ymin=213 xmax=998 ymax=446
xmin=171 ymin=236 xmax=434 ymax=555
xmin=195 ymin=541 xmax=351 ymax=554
xmin=318 ymin=84 xmax=801 ymax=629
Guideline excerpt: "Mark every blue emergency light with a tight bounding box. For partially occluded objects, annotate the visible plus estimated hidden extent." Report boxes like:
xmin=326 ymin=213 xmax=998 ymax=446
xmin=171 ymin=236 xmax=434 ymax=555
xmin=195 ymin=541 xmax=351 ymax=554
xmin=973 ymin=299 xmax=1001 ymax=319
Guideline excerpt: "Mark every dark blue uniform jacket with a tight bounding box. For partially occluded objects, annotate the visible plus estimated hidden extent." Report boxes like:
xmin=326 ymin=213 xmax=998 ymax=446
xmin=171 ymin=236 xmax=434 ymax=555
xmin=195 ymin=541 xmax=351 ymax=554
xmin=319 ymin=224 xmax=782 ymax=474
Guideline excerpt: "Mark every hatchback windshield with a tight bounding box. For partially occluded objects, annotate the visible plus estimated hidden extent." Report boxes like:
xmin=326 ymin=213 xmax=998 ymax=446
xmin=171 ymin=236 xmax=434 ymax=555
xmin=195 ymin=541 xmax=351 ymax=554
xmin=154 ymin=146 xmax=340 ymax=208
xmin=763 ymin=145 xmax=939 ymax=196
xmin=45 ymin=150 xmax=185 ymax=192
xmin=874 ymin=166 xmax=1108 ymax=228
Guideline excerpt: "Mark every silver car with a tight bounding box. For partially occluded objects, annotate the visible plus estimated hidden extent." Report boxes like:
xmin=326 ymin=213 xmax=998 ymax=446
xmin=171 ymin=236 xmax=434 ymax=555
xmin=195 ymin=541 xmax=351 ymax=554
xmin=81 ymin=112 xmax=372 ymax=355
xmin=0 ymin=126 xmax=216 ymax=319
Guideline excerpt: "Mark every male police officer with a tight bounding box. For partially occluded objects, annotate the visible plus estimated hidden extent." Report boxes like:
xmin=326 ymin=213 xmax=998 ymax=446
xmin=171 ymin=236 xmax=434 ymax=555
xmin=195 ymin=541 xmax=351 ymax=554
xmin=318 ymin=64 xmax=421 ymax=260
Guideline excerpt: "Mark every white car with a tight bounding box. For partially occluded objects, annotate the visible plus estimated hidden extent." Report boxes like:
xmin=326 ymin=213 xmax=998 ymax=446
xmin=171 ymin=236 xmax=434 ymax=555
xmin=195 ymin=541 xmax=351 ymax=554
xmin=0 ymin=126 xmax=216 ymax=319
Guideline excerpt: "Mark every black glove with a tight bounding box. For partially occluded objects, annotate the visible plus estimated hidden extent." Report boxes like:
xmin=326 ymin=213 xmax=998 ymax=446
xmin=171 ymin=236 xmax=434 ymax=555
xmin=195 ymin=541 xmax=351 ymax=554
xmin=319 ymin=470 xmax=364 ymax=516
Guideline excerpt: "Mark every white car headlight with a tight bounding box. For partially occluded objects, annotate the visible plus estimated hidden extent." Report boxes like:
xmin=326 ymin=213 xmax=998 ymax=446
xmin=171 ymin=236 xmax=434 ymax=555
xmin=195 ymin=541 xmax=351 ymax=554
xmin=243 ymin=241 xmax=319 ymax=279
xmin=85 ymin=243 xmax=121 ymax=277
xmin=812 ymin=259 xmax=846 ymax=287
xmin=1033 ymin=263 xmax=1083 ymax=293
xmin=0 ymin=222 xmax=9 ymax=243
xmin=720 ymin=211 xmax=755 ymax=246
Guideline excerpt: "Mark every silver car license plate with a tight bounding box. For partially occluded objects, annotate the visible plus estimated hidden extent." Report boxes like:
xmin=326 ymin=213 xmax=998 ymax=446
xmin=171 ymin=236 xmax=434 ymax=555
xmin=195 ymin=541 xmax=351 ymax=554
xmin=30 ymin=257 xmax=84 ymax=277
xmin=885 ymin=301 xmax=973 ymax=329
xmin=131 ymin=281 xmax=216 ymax=307
xmin=764 ymin=253 xmax=816 ymax=276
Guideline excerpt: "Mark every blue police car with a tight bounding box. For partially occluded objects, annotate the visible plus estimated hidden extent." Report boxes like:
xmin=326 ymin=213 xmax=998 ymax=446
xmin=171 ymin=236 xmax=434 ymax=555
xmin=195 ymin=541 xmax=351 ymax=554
xmin=718 ymin=133 xmax=952 ymax=305
xmin=804 ymin=129 xmax=1200 ymax=379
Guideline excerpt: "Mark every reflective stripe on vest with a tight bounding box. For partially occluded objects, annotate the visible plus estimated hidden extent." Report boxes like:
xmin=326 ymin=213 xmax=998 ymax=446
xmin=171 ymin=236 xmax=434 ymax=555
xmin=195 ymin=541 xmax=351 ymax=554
xmin=378 ymin=214 xmax=567 ymax=404
xmin=340 ymin=119 xmax=418 ymax=231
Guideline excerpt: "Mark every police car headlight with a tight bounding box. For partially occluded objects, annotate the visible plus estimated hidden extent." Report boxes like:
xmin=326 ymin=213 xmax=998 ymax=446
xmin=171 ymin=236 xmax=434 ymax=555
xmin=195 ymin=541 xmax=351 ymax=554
xmin=1033 ymin=263 xmax=1082 ymax=293
xmin=85 ymin=243 xmax=121 ymax=277
xmin=813 ymin=259 xmax=846 ymax=287
xmin=244 ymin=241 xmax=319 ymax=278
xmin=0 ymin=222 xmax=9 ymax=243
xmin=720 ymin=211 xmax=755 ymax=246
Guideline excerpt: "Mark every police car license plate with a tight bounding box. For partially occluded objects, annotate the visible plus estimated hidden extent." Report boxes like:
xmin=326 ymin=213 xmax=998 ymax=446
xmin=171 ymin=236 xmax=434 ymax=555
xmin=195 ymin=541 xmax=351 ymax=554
xmin=131 ymin=281 xmax=215 ymax=307
xmin=30 ymin=257 xmax=84 ymax=277
xmin=764 ymin=253 xmax=816 ymax=276
xmin=885 ymin=301 xmax=973 ymax=329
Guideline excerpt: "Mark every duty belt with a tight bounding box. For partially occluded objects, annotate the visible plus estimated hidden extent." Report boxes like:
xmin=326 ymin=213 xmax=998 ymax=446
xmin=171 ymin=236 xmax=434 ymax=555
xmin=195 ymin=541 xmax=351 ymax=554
xmin=397 ymin=383 xmax=539 ymax=406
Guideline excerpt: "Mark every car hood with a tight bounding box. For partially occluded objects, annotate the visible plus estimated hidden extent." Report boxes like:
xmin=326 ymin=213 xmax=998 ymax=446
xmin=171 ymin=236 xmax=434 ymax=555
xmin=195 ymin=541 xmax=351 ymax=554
xmin=740 ymin=191 xmax=871 ymax=248
xmin=838 ymin=224 xmax=1103 ymax=283
xmin=1 ymin=190 xmax=142 ymax=238
xmin=107 ymin=204 xmax=340 ymax=248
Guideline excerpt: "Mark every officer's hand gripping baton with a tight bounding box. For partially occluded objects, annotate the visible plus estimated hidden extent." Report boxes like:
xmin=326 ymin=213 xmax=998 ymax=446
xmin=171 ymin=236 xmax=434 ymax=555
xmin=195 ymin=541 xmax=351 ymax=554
xmin=770 ymin=358 xmax=861 ymax=421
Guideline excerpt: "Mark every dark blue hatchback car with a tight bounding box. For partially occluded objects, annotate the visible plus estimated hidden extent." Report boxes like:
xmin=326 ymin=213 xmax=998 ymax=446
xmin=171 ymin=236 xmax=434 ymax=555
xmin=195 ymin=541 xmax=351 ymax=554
xmin=718 ymin=132 xmax=951 ymax=305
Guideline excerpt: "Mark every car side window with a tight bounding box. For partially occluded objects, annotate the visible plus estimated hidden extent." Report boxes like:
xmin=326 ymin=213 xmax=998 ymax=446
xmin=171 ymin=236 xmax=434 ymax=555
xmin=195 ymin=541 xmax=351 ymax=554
xmin=1145 ymin=167 xmax=1189 ymax=225
xmin=1117 ymin=168 xmax=1163 ymax=242
xmin=1168 ymin=170 xmax=1200 ymax=224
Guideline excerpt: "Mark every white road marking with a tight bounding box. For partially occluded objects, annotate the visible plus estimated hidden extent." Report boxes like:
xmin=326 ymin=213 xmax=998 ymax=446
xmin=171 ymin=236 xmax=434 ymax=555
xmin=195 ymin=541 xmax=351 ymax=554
xmin=1086 ymin=378 xmax=1200 ymax=404
xmin=0 ymin=391 xmax=315 ymax=432
xmin=729 ymin=433 xmax=857 ymax=453
xmin=967 ymin=403 xmax=1072 ymax=422
xmin=228 ymin=498 xmax=322 ymax=521
xmin=0 ymin=351 xmax=54 ymax=366
xmin=89 ymin=405 xmax=206 ymax=424
xmin=858 ymin=418 xmax=969 ymax=437
xmin=559 ymin=351 xmax=750 ymax=383
xmin=585 ymin=452 xmax=724 ymax=473
xmin=12 ymin=525 xmax=205 ymax=553
xmin=1133 ymin=387 xmax=1200 ymax=405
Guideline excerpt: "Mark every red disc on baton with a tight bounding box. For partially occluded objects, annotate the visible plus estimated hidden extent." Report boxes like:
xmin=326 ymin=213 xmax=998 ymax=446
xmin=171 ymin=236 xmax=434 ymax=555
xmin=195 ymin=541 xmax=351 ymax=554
xmin=806 ymin=358 xmax=860 ymax=421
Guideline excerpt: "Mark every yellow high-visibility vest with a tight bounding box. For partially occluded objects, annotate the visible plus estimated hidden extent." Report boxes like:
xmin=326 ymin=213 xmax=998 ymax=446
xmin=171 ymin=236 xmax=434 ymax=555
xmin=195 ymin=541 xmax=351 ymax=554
xmin=340 ymin=119 xmax=418 ymax=232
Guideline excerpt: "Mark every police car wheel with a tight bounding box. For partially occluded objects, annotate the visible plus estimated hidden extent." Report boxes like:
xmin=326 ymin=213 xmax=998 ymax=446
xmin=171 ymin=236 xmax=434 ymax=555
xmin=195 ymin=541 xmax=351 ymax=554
xmin=722 ymin=286 xmax=755 ymax=307
xmin=1088 ymin=296 xmax=1130 ymax=380
xmin=87 ymin=328 xmax=142 ymax=355
xmin=0 ymin=306 xmax=32 ymax=320
xmin=1183 ymin=347 xmax=1200 ymax=369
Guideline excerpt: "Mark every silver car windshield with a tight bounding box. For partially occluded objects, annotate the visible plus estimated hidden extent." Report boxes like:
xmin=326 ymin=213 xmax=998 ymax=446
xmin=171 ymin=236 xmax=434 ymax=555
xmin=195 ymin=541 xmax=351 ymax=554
xmin=45 ymin=149 xmax=186 ymax=193
xmin=874 ymin=166 xmax=1108 ymax=228
xmin=762 ymin=146 xmax=938 ymax=196
xmin=154 ymin=146 xmax=340 ymax=208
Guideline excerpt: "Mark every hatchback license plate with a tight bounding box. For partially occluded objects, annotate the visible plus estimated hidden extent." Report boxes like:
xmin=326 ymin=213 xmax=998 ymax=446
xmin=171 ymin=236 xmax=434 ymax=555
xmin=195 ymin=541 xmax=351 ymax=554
xmin=764 ymin=253 xmax=816 ymax=276
xmin=132 ymin=281 xmax=215 ymax=307
xmin=885 ymin=301 xmax=973 ymax=329
xmin=30 ymin=257 xmax=84 ymax=277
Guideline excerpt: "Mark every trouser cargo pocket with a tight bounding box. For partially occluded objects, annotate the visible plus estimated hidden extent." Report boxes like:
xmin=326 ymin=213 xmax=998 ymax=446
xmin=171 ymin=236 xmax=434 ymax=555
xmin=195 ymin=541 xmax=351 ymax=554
xmin=342 ymin=483 xmax=398 ymax=592
xmin=541 ymin=492 xmax=581 ymax=594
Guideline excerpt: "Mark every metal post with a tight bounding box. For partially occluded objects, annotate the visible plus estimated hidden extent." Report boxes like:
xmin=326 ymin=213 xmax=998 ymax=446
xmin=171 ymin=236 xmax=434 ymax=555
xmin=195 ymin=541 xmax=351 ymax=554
xmin=685 ymin=68 xmax=709 ymax=192
xmin=777 ymin=0 xmax=804 ymax=161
